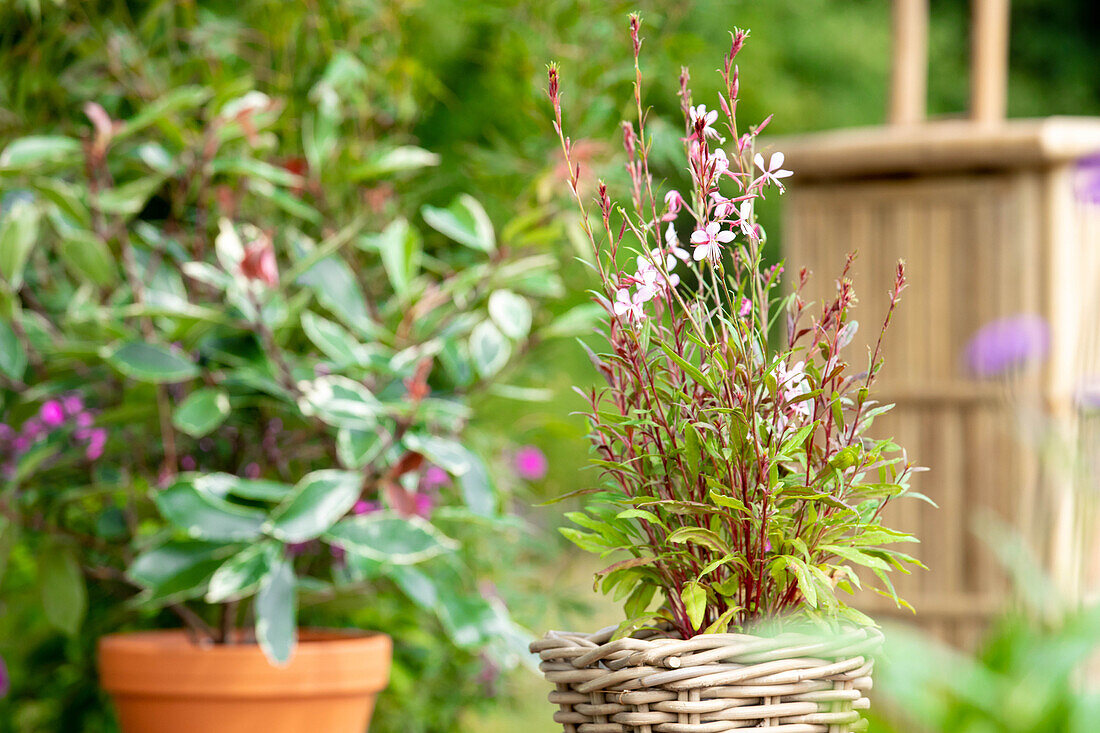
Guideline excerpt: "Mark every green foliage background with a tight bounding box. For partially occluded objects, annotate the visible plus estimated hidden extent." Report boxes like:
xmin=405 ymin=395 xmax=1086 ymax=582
xmin=1 ymin=1 xmax=1099 ymax=731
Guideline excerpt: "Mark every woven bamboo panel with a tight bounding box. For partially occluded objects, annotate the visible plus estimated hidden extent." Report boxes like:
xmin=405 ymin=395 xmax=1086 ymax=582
xmin=779 ymin=144 xmax=1100 ymax=648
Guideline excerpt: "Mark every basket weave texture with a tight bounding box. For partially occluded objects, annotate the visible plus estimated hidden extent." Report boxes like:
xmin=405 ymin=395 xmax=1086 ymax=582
xmin=530 ymin=625 xmax=882 ymax=732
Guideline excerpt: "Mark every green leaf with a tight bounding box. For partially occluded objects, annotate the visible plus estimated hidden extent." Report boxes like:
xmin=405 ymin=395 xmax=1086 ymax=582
xmin=0 ymin=317 xmax=27 ymax=381
xmin=370 ymin=218 xmax=421 ymax=298
xmin=296 ymin=253 xmax=377 ymax=337
xmin=298 ymin=375 xmax=382 ymax=430
xmin=666 ymin=527 xmax=734 ymax=557
xmin=128 ymin=539 xmax=229 ymax=606
xmin=255 ymin=557 xmax=297 ymax=666
xmin=657 ymin=340 xmax=714 ymax=393
xmin=192 ymin=473 xmax=295 ymax=502
xmin=116 ymin=86 xmax=212 ymax=140
xmin=336 ymin=428 xmax=386 ymax=469
xmin=325 ymin=514 xmax=457 ymax=564
xmin=0 ymin=198 xmax=41 ymax=289
xmin=421 ymin=194 xmax=495 ymax=252
xmin=301 ymin=311 xmax=361 ymax=366
xmin=269 ymin=469 xmax=362 ymax=543
xmin=780 ymin=555 xmax=818 ymax=608
xmin=107 ymin=341 xmax=199 ymax=383
xmin=469 ymin=320 xmax=510 ymax=377
xmin=206 ymin=541 xmax=279 ymax=603
xmin=351 ymin=146 xmax=440 ymax=180
xmin=58 ymin=229 xmax=115 ymax=286
xmin=488 ymin=290 xmax=532 ymax=340
xmin=455 ymin=451 xmax=495 ymax=517
xmin=39 ymin=546 xmax=87 ymax=635
xmin=173 ymin=388 xmax=230 ymax=437
xmin=96 ymin=176 xmax=166 ymax=217
xmin=211 ymin=158 xmax=303 ymax=188
xmin=702 ymin=606 xmax=738 ymax=634
xmin=680 ymin=581 xmax=706 ymax=630
xmin=0 ymin=136 xmax=81 ymax=169
xmin=402 ymin=434 xmax=470 ymax=475
xmin=542 ymin=303 xmax=604 ymax=338
xmin=154 ymin=484 xmax=266 ymax=541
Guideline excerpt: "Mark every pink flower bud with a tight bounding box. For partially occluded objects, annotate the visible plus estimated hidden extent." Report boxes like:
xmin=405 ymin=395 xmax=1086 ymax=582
xmin=514 ymin=445 xmax=549 ymax=481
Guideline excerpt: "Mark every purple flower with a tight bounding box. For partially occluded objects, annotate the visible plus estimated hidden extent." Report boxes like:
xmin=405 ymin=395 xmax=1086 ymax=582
xmin=85 ymin=428 xmax=107 ymax=461
xmin=514 ymin=445 xmax=548 ymax=481
xmin=1076 ymin=153 xmax=1100 ymax=204
xmin=244 ymin=462 xmax=261 ymax=479
xmin=75 ymin=412 xmax=94 ymax=428
xmin=286 ymin=541 xmax=314 ymax=557
xmin=0 ymin=652 xmax=8 ymax=698
xmin=12 ymin=436 xmax=30 ymax=453
xmin=39 ymin=400 xmax=65 ymax=427
xmin=422 ymin=465 xmax=450 ymax=490
xmin=0 ymin=424 xmax=12 ymax=441
xmin=180 ymin=455 xmax=197 ymax=471
xmin=964 ymin=314 xmax=1050 ymax=377
xmin=22 ymin=418 xmax=44 ymax=440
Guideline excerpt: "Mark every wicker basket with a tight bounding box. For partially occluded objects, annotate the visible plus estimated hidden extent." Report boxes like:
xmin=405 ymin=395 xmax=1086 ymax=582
xmin=530 ymin=625 xmax=883 ymax=732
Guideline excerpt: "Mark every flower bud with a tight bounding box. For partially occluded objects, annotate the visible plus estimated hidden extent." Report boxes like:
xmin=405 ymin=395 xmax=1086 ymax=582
xmin=239 ymin=233 xmax=278 ymax=287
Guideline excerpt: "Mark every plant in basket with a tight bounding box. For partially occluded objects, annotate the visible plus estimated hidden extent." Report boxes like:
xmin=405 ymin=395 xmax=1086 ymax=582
xmin=532 ymin=16 xmax=927 ymax=732
xmin=0 ymin=81 xmax=561 ymax=732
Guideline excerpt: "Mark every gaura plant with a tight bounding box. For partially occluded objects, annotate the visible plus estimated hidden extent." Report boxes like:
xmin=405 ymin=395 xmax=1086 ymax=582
xmin=0 ymin=87 xmax=561 ymax=665
xmin=547 ymin=17 xmax=926 ymax=639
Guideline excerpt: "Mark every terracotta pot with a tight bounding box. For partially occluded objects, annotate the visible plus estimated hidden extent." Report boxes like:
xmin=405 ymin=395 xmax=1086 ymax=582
xmin=98 ymin=629 xmax=391 ymax=733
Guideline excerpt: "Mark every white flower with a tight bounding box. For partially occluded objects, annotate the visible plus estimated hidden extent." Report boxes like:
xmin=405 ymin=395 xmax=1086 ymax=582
xmin=662 ymin=190 xmax=685 ymax=221
xmin=775 ymin=359 xmax=811 ymax=418
xmin=690 ymin=221 xmax=734 ymax=263
xmin=664 ymin=224 xmax=690 ymax=262
xmin=710 ymin=147 xmax=730 ymax=175
xmin=754 ymin=152 xmax=793 ymax=191
xmin=733 ymin=200 xmax=757 ymax=239
xmin=689 ymin=104 xmax=720 ymax=140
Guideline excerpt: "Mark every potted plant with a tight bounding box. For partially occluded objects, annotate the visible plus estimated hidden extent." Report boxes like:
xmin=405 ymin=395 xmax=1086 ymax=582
xmin=531 ymin=17 xmax=925 ymax=731
xmin=0 ymin=82 xmax=565 ymax=731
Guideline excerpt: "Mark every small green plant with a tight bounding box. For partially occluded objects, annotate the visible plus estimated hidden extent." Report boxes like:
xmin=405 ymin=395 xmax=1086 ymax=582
xmin=546 ymin=17 xmax=926 ymax=638
xmin=0 ymin=84 xmax=562 ymax=665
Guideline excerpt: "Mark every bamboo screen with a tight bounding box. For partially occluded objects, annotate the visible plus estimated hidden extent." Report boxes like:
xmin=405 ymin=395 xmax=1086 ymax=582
xmin=779 ymin=121 xmax=1100 ymax=649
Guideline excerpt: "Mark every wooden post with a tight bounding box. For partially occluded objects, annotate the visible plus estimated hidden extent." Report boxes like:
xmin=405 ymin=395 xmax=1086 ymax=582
xmin=888 ymin=0 xmax=928 ymax=125
xmin=970 ymin=0 xmax=1011 ymax=123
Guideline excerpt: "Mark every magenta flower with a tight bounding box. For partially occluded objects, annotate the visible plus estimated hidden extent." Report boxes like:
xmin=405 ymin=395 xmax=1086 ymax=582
xmin=85 ymin=428 xmax=108 ymax=461
xmin=180 ymin=455 xmax=197 ymax=471
xmin=964 ymin=314 xmax=1049 ymax=378
xmin=422 ymin=466 xmax=450 ymax=490
xmin=690 ymin=222 xmax=734 ymax=263
xmin=353 ymin=500 xmax=380 ymax=515
xmin=514 ymin=445 xmax=548 ymax=481
xmin=62 ymin=394 xmax=83 ymax=416
xmin=413 ymin=493 xmax=434 ymax=518
xmin=40 ymin=400 xmax=65 ymax=427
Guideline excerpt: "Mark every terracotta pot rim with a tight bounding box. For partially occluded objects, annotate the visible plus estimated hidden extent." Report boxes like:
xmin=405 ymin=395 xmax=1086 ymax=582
xmin=99 ymin=627 xmax=392 ymax=699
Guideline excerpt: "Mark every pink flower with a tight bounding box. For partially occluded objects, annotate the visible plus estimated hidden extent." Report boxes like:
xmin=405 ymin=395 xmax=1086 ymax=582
xmin=22 ymin=419 xmax=44 ymax=440
xmin=180 ymin=455 xmax=197 ymax=471
xmin=690 ymin=222 xmax=734 ymax=262
xmin=754 ymin=152 xmax=793 ymax=192
xmin=613 ymin=287 xmax=647 ymax=322
xmin=239 ymin=234 xmax=278 ymax=286
xmin=85 ymin=428 xmax=107 ymax=461
xmin=423 ymin=466 xmax=450 ymax=490
xmin=75 ymin=412 xmax=94 ymax=428
xmin=514 ymin=445 xmax=548 ymax=481
xmin=244 ymin=462 xmax=261 ymax=478
xmin=662 ymin=190 xmax=685 ymax=221
xmin=739 ymin=298 xmax=752 ymax=317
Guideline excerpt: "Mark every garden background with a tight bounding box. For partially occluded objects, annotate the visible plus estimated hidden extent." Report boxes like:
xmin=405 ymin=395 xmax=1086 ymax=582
xmin=1 ymin=1 xmax=1099 ymax=732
